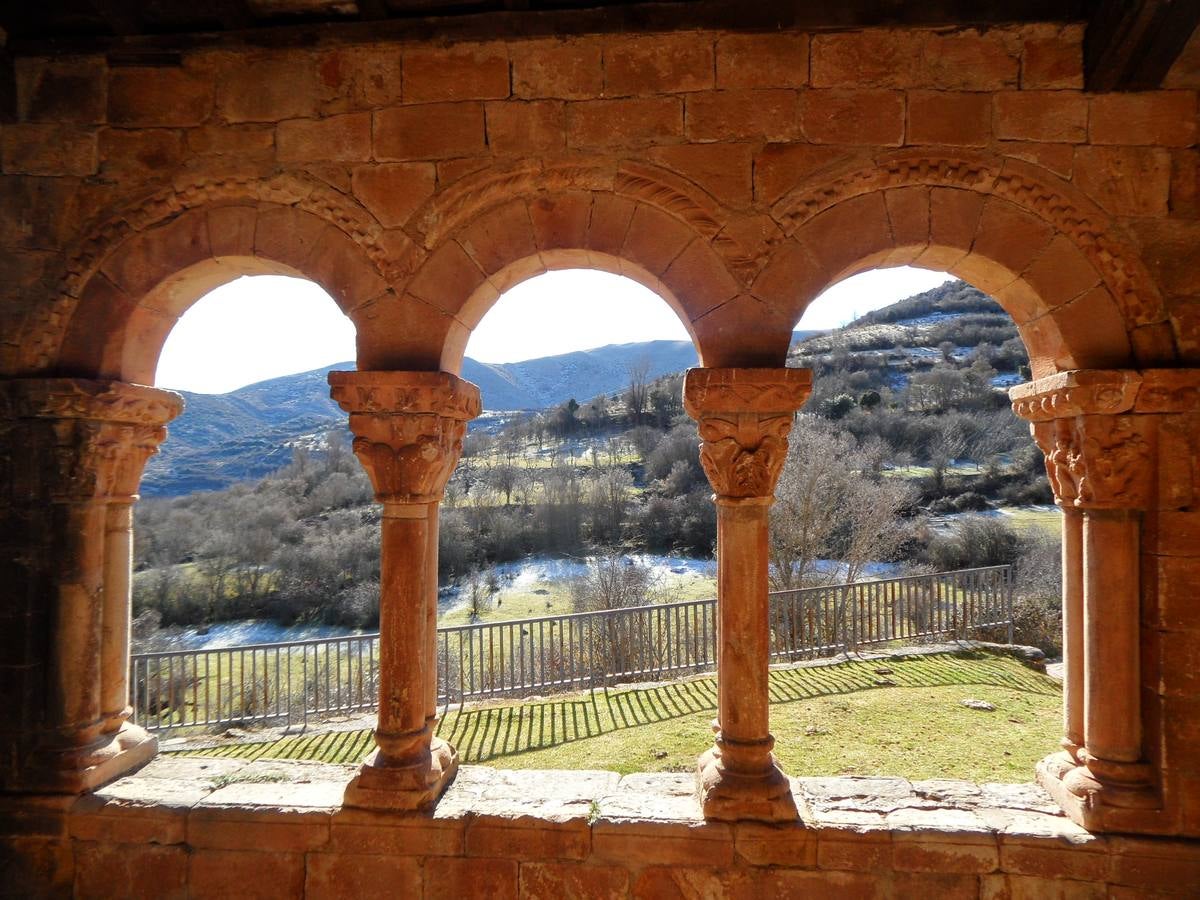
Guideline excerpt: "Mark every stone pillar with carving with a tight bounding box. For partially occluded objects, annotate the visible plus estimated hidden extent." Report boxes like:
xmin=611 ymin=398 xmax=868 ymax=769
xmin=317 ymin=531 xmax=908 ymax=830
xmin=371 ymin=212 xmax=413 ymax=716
xmin=1011 ymin=369 xmax=1200 ymax=832
xmin=329 ymin=370 xmax=480 ymax=811
xmin=683 ymin=367 xmax=812 ymax=822
xmin=0 ymin=379 xmax=182 ymax=793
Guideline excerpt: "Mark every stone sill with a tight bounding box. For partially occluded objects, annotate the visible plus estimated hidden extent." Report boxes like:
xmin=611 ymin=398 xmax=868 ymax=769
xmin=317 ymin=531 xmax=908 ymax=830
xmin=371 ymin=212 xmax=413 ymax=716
xmin=13 ymin=756 xmax=1199 ymax=864
xmin=7 ymin=756 xmax=1200 ymax=897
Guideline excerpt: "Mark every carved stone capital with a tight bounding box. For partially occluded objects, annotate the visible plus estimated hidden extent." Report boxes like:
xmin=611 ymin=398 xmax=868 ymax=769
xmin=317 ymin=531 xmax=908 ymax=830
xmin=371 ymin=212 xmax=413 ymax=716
xmin=683 ymin=368 xmax=812 ymax=500
xmin=1009 ymin=370 xmax=1141 ymax=422
xmin=329 ymin=371 xmax=482 ymax=504
xmin=0 ymin=379 xmax=182 ymax=502
xmin=1029 ymin=414 xmax=1153 ymax=510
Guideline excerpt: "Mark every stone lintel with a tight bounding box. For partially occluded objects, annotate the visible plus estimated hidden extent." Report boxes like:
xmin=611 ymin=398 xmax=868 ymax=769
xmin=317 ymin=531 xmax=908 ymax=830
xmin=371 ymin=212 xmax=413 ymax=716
xmin=1010 ymin=368 xmax=1200 ymax=422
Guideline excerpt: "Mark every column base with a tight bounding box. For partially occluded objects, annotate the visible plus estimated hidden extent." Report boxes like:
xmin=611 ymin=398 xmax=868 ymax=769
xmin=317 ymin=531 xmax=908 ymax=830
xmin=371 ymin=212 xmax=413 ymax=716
xmin=1036 ymin=752 xmax=1163 ymax=834
xmin=342 ymin=737 xmax=458 ymax=812
xmin=696 ymin=745 xmax=799 ymax=823
xmin=10 ymin=723 xmax=158 ymax=794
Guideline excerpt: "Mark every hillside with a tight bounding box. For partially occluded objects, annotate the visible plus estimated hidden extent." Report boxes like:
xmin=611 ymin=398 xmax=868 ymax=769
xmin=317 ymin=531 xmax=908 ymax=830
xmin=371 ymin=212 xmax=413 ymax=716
xmin=144 ymin=340 xmax=700 ymax=495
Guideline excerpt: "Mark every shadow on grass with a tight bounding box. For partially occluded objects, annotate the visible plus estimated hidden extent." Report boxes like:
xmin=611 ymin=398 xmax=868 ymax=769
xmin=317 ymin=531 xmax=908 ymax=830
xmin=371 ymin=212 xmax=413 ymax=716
xmin=172 ymin=649 xmax=1057 ymax=766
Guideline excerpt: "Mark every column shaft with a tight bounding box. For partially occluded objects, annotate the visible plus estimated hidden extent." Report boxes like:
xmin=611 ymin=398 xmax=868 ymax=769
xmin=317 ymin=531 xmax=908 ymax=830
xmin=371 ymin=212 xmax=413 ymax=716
xmin=101 ymin=500 xmax=135 ymax=733
xmin=1061 ymin=507 xmax=1084 ymax=759
xmin=376 ymin=503 xmax=433 ymax=764
xmin=714 ymin=499 xmax=772 ymax=766
xmin=1082 ymin=509 xmax=1142 ymax=765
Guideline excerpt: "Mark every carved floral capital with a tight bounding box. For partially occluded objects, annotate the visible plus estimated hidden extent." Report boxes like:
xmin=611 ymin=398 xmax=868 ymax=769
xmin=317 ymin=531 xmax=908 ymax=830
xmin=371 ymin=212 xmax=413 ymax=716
xmin=1030 ymin=415 xmax=1153 ymax=510
xmin=329 ymin=371 xmax=482 ymax=504
xmin=0 ymin=379 xmax=182 ymax=502
xmin=683 ymin=368 xmax=812 ymax=500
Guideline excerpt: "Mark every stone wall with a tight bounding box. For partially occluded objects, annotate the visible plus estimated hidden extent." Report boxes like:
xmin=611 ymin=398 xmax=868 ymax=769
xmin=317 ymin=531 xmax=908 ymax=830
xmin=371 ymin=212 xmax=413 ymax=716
xmin=4 ymin=758 xmax=1199 ymax=898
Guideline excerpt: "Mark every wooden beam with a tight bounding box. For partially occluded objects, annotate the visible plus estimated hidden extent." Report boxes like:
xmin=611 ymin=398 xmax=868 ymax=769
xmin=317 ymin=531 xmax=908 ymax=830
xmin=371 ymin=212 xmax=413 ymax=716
xmin=89 ymin=0 xmax=143 ymax=36
xmin=355 ymin=0 xmax=391 ymax=21
xmin=1086 ymin=0 xmax=1200 ymax=91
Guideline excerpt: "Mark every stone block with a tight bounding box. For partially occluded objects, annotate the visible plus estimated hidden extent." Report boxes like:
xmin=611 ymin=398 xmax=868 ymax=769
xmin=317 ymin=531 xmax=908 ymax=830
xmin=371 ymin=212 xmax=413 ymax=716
xmin=520 ymin=862 xmax=629 ymax=900
xmin=566 ymin=97 xmax=683 ymax=150
xmin=329 ymin=806 xmax=466 ymax=856
xmin=99 ymin=129 xmax=187 ymax=179
xmin=1169 ymin=149 xmax=1200 ymax=218
xmin=408 ymin=238 xmax=493 ymax=315
xmin=1022 ymin=28 xmax=1085 ymax=89
xmin=817 ymin=828 xmax=893 ymax=872
xmin=619 ymin=203 xmax=695 ymax=278
xmin=351 ymin=163 xmax=436 ymax=229
xmin=716 ymin=33 xmax=809 ymax=89
xmin=466 ymin=817 xmax=591 ymax=861
xmin=648 ymin=143 xmax=754 ymax=207
xmin=426 ymin=856 xmax=518 ymax=900
xmin=1 ymin=125 xmax=97 ymax=176
xmin=316 ymin=47 xmax=404 ymax=111
xmin=747 ymin=868 xmax=886 ymax=899
xmin=189 ymin=848 xmax=305 ymax=900
xmin=966 ymin=197 xmax=1054 ymax=285
xmin=923 ymin=29 xmax=1020 ymax=90
xmin=454 ymin=198 xmax=538 ymax=281
xmin=69 ymin=792 xmax=189 ymax=845
xmin=999 ymin=837 xmax=1109 ymax=882
xmin=512 ymin=39 xmax=603 ymax=99
xmin=907 ymin=91 xmax=991 ymax=146
xmin=1020 ymin=235 xmax=1101 ymax=310
xmin=586 ymin=193 xmax=637 ymax=259
xmin=0 ymin=836 xmax=74 ymax=898
xmin=217 ymin=55 xmax=322 ymax=123
xmin=403 ymin=45 xmax=510 ymax=103
xmin=604 ymin=33 xmax=714 ymax=95
xmin=528 ymin=191 xmax=592 ymax=253
xmin=73 ymin=841 xmax=188 ymax=900
xmin=16 ymin=57 xmax=107 ymax=123
xmin=1044 ymin=285 xmax=1133 ymax=369
xmin=304 ymin=852 xmax=422 ymax=900
xmin=1090 ymin=92 xmax=1197 ymax=148
xmin=794 ymin=191 xmax=893 ymax=281
xmin=486 ymin=100 xmax=567 ymax=155
xmin=1109 ymin=836 xmax=1200 ymax=890
xmin=753 ymin=143 xmax=845 ymax=204
xmin=734 ymin=820 xmax=818 ymax=867
xmin=186 ymin=124 xmax=275 ymax=158
xmin=994 ymin=92 xmax=1088 ymax=143
xmin=662 ymin=238 xmax=741 ymax=319
xmin=374 ymin=102 xmax=486 ymax=160
xmin=1074 ymin=146 xmax=1172 ymax=217
xmin=108 ymin=67 xmax=213 ymax=127
xmin=811 ymin=30 xmax=925 ymax=88
xmin=1133 ymin=219 xmax=1200 ymax=298
xmin=981 ymin=873 xmax=1106 ymax=899
xmin=684 ymin=89 xmax=799 ymax=142
xmin=1002 ymin=142 xmax=1075 ymax=179
xmin=800 ymin=90 xmax=904 ymax=146
xmin=277 ymin=113 xmax=371 ymax=163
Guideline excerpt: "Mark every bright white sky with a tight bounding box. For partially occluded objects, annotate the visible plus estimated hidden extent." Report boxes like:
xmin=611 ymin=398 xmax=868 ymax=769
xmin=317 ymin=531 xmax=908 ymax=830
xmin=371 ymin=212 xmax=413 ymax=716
xmin=155 ymin=267 xmax=955 ymax=394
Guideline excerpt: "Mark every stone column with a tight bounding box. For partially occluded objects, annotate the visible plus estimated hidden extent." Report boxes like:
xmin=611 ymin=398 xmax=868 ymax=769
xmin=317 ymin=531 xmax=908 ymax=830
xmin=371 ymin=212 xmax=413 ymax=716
xmin=683 ymin=367 xmax=811 ymax=823
xmin=1011 ymin=370 xmax=1166 ymax=830
xmin=329 ymin=370 xmax=480 ymax=811
xmin=0 ymin=379 xmax=181 ymax=793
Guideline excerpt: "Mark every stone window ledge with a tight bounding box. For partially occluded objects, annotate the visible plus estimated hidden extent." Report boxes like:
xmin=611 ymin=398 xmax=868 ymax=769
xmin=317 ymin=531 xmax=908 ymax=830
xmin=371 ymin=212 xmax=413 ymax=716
xmin=7 ymin=756 xmax=1200 ymax=896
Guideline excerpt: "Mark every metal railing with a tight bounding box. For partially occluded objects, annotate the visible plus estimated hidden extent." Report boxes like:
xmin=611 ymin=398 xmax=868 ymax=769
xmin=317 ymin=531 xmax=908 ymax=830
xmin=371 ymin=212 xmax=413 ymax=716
xmin=130 ymin=565 xmax=1012 ymax=733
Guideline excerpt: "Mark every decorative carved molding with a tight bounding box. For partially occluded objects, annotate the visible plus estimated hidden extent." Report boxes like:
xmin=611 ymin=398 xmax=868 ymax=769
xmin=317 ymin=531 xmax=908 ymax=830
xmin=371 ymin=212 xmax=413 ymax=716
xmin=0 ymin=379 xmax=181 ymax=502
xmin=406 ymin=156 xmax=760 ymax=286
xmin=22 ymin=173 xmax=393 ymax=372
xmin=329 ymin=371 xmax=481 ymax=504
xmin=770 ymin=151 xmax=1166 ymax=330
xmin=683 ymin=368 xmax=812 ymax=500
xmin=0 ymin=378 xmax=184 ymax=426
xmin=1010 ymin=370 xmax=1142 ymax=422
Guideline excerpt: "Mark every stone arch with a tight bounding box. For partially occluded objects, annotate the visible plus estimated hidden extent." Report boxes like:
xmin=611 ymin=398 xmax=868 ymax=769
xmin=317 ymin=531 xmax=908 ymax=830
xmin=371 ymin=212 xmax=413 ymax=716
xmin=755 ymin=151 xmax=1173 ymax=378
xmin=29 ymin=173 xmax=392 ymax=383
xmin=382 ymin=159 xmax=781 ymax=372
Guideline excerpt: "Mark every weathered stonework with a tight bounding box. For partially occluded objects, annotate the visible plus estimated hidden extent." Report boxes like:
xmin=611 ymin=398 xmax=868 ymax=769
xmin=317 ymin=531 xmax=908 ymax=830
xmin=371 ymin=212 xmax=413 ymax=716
xmin=1 ymin=13 xmax=1200 ymax=893
xmin=329 ymin=371 xmax=480 ymax=811
xmin=683 ymin=367 xmax=812 ymax=823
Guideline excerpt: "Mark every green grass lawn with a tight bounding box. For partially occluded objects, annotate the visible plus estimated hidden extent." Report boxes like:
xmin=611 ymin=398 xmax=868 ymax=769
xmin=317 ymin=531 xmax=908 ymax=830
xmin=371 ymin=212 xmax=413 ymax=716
xmin=173 ymin=649 xmax=1060 ymax=783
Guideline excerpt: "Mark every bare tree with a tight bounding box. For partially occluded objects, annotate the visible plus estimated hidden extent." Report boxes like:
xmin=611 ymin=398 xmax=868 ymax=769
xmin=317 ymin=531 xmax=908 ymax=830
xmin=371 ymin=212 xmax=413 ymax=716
xmin=625 ymin=358 xmax=651 ymax=427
